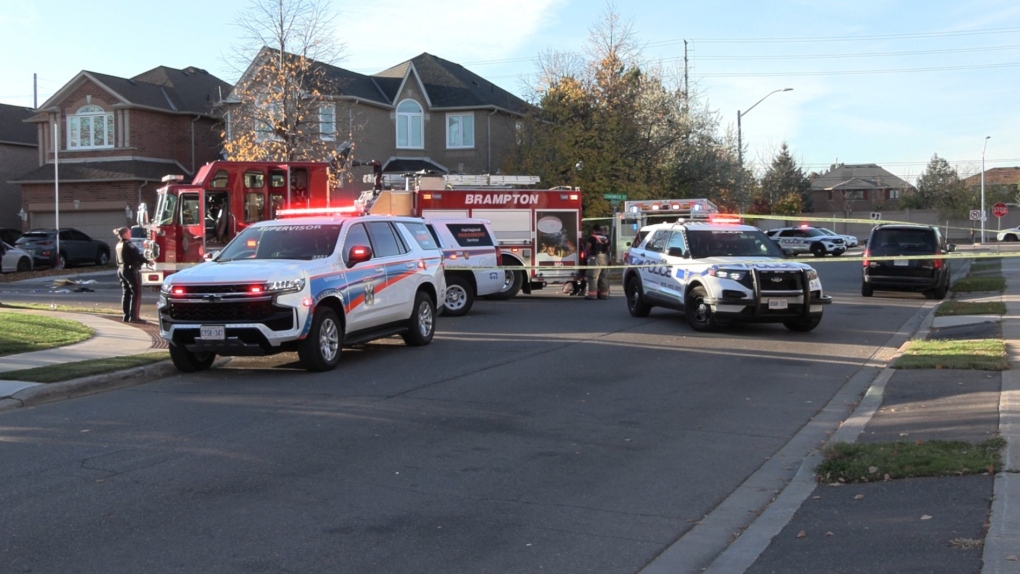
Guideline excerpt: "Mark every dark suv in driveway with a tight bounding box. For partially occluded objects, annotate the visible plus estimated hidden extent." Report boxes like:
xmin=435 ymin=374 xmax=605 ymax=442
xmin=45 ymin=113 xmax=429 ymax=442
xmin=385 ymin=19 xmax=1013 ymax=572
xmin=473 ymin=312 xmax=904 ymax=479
xmin=15 ymin=228 xmax=111 ymax=269
xmin=862 ymin=224 xmax=954 ymax=299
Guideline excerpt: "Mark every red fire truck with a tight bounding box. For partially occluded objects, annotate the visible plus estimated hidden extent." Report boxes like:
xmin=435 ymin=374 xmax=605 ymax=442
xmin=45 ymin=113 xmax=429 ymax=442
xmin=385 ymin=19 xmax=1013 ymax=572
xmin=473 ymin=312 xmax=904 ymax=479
xmin=139 ymin=160 xmax=335 ymax=286
xmin=357 ymin=172 xmax=583 ymax=299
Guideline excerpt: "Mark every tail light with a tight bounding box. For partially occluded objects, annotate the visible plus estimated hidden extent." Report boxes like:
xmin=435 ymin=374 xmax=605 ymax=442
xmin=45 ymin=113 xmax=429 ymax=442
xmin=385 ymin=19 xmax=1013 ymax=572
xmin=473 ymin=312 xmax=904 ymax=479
xmin=933 ymin=250 xmax=943 ymax=269
xmin=862 ymin=249 xmax=870 ymax=267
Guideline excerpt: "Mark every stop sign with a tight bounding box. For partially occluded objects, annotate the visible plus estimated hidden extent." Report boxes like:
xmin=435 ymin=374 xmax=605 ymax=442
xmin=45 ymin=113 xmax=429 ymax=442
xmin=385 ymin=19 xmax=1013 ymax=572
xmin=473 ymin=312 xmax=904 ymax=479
xmin=993 ymin=202 xmax=1008 ymax=218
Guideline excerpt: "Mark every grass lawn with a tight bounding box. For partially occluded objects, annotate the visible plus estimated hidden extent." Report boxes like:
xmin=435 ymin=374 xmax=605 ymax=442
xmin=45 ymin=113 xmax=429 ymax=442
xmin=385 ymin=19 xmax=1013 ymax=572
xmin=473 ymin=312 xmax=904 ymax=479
xmin=935 ymin=300 xmax=1006 ymax=316
xmin=0 ymin=312 xmax=93 ymax=356
xmin=894 ymin=339 xmax=1009 ymax=370
xmin=0 ymin=352 xmax=170 ymax=383
xmin=817 ymin=437 xmax=1005 ymax=483
xmin=952 ymin=276 xmax=1006 ymax=293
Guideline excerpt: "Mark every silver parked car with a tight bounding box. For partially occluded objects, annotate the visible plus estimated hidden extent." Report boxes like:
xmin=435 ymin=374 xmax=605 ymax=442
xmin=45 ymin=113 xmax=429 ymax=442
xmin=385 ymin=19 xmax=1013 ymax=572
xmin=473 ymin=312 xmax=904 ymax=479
xmin=1 ymin=241 xmax=33 ymax=273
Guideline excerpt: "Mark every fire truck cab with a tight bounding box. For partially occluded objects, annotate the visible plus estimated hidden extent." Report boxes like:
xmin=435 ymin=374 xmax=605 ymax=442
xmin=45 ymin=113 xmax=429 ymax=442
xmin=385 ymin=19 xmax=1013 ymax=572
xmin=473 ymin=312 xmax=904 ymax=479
xmin=141 ymin=161 xmax=333 ymax=286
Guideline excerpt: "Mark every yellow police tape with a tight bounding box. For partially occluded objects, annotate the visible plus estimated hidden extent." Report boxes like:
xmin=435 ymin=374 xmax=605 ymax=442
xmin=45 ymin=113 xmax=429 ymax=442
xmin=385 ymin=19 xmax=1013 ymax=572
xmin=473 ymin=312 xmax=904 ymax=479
xmin=478 ymin=249 xmax=1019 ymax=273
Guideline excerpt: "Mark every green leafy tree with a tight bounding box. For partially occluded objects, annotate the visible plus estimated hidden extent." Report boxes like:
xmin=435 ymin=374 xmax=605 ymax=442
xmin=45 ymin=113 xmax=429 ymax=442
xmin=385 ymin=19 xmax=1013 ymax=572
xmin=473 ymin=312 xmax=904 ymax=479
xmin=913 ymin=154 xmax=967 ymax=218
xmin=754 ymin=143 xmax=810 ymax=215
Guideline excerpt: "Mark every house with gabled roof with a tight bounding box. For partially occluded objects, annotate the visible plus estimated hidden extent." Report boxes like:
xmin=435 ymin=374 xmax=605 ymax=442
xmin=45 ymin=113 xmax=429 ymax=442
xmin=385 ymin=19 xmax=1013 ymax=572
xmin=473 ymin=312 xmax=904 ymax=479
xmin=225 ymin=50 xmax=528 ymax=189
xmin=0 ymin=103 xmax=37 ymax=230
xmin=809 ymin=163 xmax=914 ymax=213
xmin=962 ymin=167 xmax=1020 ymax=188
xmin=12 ymin=66 xmax=230 ymax=243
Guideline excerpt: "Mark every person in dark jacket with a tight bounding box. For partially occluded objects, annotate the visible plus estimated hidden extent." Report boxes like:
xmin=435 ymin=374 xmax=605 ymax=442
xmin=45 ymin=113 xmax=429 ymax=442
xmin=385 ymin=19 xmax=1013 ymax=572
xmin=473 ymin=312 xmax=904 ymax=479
xmin=584 ymin=225 xmax=610 ymax=299
xmin=114 ymin=227 xmax=147 ymax=323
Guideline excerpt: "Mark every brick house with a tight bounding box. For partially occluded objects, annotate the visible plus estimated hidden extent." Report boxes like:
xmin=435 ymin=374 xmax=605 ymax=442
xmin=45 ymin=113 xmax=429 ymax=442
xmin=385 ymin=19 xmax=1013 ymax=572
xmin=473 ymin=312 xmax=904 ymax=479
xmin=0 ymin=103 xmax=37 ymax=231
xmin=962 ymin=167 xmax=1020 ymax=189
xmin=13 ymin=66 xmax=231 ymax=245
xmin=225 ymin=50 xmax=528 ymax=193
xmin=809 ymin=163 xmax=914 ymax=213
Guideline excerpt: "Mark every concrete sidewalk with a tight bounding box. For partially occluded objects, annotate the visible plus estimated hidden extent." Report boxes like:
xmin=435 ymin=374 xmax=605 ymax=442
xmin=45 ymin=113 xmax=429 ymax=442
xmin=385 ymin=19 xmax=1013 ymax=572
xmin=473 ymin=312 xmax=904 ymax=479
xmin=0 ymin=309 xmax=168 ymax=410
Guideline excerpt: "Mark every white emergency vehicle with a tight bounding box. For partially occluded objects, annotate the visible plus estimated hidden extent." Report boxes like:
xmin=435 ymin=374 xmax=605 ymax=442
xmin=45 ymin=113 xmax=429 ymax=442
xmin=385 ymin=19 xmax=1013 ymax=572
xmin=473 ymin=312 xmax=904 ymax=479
xmin=425 ymin=218 xmax=503 ymax=316
xmin=622 ymin=216 xmax=832 ymax=331
xmin=765 ymin=226 xmax=846 ymax=257
xmin=157 ymin=212 xmax=446 ymax=373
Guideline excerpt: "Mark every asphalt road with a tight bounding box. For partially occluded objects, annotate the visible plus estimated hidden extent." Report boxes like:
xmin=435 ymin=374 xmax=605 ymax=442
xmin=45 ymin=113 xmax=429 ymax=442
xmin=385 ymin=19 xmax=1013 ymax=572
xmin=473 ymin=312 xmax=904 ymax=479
xmin=0 ymin=254 xmax=940 ymax=573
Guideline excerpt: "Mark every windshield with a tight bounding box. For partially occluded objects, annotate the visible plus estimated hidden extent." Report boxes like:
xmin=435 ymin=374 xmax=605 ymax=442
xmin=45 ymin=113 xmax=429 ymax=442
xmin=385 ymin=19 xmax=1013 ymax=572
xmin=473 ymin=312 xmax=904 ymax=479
xmin=155 ymin=192 xmax=178 ymax=226
xmin=216 ymin=223 xmax=343 ymax=262
xmin=817 ymin=228 xmax=837 ymax=236
xmin=687 ymin=229 xmax=786 ymax=259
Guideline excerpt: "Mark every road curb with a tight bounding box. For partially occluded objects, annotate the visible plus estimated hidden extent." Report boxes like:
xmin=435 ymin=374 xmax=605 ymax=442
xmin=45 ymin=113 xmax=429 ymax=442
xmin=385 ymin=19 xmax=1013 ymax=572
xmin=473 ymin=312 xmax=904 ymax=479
xmin=0 ymin=361 xmax=179 ymax=413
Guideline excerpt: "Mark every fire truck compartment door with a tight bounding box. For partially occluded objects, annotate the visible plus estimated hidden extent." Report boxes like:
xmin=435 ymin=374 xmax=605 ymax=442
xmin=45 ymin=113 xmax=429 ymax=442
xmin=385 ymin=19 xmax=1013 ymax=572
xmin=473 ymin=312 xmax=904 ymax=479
xmin=471 ymin=210 xmax=532 ymax=243
xmin=421 ymin=209 xmax=468 ymax=219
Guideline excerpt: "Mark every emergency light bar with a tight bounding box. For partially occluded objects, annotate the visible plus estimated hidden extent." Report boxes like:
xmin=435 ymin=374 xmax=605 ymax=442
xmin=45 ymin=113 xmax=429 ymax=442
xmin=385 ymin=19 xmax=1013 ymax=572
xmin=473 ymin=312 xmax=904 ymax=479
xmin=708 ymin=214 xmax=742 ymax=224
xmin=276 ymin=206 xmax=359 ymax=217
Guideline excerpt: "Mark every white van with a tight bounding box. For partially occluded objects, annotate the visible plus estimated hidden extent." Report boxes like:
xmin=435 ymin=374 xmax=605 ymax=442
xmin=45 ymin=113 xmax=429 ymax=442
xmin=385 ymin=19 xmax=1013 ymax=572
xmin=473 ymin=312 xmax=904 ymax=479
xmin=426 ymin=218 xmax=503 ymax=316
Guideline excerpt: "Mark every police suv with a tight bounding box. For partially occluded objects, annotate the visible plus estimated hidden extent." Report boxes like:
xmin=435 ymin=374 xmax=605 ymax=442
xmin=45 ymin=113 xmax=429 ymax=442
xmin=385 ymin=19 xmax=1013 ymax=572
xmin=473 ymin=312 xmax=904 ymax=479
xmin=157 ymin=214 xmax=446 ymax=373
xmin=765 ymin=226 xmax=846 ymax=257
xmin=622 ymin=217 xmax=832 ymax=331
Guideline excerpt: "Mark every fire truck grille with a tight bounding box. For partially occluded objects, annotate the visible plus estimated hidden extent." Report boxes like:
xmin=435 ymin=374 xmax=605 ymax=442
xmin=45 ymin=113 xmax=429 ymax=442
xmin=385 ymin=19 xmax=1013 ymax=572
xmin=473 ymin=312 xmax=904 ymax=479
xmin=757 ymin=270 xmax=804 ymax=292
xmin=163 ymin=300 xmax=294 ymax=330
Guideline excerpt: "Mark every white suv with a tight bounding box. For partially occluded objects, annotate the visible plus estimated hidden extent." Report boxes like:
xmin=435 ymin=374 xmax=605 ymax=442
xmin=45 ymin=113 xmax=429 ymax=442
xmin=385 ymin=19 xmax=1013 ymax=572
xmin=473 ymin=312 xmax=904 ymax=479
xmin=623 ymin=219 xmax=832 ymax=331
xmin=766 ymin=226 xmax=846 ymax=257
xmin=158 ymin=214 xmax=446 ymax=372
xmin=426 ymin=218 xmax=504 ymax=316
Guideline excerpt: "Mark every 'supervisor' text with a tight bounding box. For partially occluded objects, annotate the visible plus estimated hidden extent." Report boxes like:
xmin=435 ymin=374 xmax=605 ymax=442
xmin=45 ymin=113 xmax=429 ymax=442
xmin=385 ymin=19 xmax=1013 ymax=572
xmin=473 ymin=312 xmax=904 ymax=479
xmin=464 ymin=194 xmax=542 ymax=205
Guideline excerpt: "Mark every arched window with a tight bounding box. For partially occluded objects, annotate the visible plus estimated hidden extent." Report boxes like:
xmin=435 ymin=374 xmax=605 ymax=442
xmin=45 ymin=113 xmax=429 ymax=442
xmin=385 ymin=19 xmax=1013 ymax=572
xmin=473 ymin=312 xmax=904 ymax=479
xmin=68 ymin=105 xmax=114 ymax=149
xmin=396 ymin=100 xmax=423 ymax=149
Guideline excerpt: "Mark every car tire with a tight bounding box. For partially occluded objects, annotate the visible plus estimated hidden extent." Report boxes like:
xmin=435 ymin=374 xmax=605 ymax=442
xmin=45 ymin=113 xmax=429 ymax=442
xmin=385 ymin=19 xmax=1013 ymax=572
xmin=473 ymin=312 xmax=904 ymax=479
xmin=861 ymin=282 xmax=873 ymax=297
xmin=297 ymin=307 xmax=343 ymax=371
xmin=784 ymin=316 xmax=822 ymax=332
xmin=96 ymin=249 xmax=110 ymax=266
xmin=810 ymin=243 xmax=826 ymax=257
xmin=1007 ymin=234 xmax=1019 ymax=242
xmin=402 ymin=291 xmax=436 ymax=346
xmin=443 ymin=275 xmax=473 ymax=317
xmin=16 ymin=257 xmax=31 ymax=273
xmin=685 ymin=285 xmax=718 ymax=332
xmin=932 ymin=277 xmax=948 ymax=300
xmin=57 ymin=252 xmax=68 ymax=269
xmin=168 ymin=343 xmax=216 ymax=373
xmin=625 ymin=276 xmax=651 ymax=317
xmin=488 ymin=268 xmax=523 ymax=300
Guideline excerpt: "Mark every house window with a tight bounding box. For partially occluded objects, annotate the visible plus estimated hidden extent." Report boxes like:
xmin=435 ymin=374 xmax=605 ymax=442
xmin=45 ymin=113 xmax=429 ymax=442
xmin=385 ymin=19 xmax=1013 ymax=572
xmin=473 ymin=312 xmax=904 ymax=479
xmin=68 ymin=105 xmax=113 ymax=149
xmin=256 ymin=100 xmax=282 ymax=142
xmin=396 ymin=100 xmax=423 ymax=149
xmin=446 ymin=113 xmax=474 ymax=148
xmin=319 ymin=104 xmax=336 ymax=141
xmin=889 ymin=189 xmax=900 ymax=199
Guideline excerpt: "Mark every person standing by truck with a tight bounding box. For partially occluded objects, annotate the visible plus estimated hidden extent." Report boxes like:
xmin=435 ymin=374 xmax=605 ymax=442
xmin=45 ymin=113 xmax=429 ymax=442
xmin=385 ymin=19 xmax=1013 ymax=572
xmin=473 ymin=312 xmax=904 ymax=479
xmin=585 ymin=225 xmax=610 ymax=300
xmin=114 ymin=227 xmax=147 ymax=323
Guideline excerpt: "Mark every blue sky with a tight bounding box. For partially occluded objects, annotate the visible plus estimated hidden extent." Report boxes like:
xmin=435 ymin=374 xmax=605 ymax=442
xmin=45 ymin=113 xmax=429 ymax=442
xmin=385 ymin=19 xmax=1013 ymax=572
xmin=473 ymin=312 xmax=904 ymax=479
xmin=2 ymin=0 xmax=1018 ymax=185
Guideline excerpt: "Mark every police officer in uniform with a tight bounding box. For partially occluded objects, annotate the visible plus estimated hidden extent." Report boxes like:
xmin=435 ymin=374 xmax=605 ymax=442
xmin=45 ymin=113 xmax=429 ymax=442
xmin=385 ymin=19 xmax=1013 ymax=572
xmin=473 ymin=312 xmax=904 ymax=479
xmin=584 ymin=225 xmax=610 ymax=300
xmin=114 ymin=227 xmax=147 ymax=323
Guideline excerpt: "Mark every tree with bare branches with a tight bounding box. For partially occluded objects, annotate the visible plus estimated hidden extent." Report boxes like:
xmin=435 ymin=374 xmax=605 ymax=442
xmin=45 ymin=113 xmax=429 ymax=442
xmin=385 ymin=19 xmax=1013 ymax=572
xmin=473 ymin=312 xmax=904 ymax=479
xmin=222 ymin=0 xmax=349 ymax=165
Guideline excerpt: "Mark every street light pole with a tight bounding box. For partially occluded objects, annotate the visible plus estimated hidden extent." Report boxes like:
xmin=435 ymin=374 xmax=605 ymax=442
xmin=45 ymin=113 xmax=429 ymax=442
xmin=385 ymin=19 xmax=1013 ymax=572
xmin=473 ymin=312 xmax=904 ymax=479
xmin=981 ymin=135 xmax=990 ymax=244
xmin=737 ymin=88 xmax=792 ymax=214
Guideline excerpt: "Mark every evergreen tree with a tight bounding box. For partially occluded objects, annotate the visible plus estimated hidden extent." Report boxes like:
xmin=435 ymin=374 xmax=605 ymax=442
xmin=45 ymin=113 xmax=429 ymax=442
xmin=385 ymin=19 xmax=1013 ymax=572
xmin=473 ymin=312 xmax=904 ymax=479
xmin=755 ymin=143 xmax=810 ymax=215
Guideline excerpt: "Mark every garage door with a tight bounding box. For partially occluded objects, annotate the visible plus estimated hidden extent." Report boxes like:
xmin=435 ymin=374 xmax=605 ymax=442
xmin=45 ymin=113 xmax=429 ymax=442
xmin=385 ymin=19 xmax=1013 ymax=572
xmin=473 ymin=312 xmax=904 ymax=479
xmin=31 ymin=211 xmax=127 ymax=249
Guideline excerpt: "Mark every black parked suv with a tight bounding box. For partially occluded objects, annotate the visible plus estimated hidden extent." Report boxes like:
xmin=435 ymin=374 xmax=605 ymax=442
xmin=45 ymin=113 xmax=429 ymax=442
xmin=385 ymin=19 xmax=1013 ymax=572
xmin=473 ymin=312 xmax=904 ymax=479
xmin=861 ymin=224 xmax=954 ymax=299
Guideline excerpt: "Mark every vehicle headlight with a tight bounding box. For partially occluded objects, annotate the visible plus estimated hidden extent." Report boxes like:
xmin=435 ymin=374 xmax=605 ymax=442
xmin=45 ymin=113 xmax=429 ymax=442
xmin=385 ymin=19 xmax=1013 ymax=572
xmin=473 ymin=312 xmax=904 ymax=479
xmin=160 ymin=282 xmax=173 ymax=294
xmin=806 ymin=269 xmax=819 ymax=281
xmin=265 ymin=278 xmax=306 ymax=294
xmin=710 ymin=268 xmax=747 ymax=281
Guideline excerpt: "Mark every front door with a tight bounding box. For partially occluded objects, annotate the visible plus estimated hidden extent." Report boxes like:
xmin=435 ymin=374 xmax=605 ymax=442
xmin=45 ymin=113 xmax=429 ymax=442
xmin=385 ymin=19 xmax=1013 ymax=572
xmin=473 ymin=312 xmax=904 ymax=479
xmin=178 ymin=191 xmax=205 ymax=263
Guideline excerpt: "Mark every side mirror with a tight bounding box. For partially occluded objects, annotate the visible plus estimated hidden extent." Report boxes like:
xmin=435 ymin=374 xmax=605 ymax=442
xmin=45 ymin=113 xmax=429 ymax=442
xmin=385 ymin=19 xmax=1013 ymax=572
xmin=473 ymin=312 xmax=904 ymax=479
xmin=204 ymin=250 xmax=219 ymax=262
xmin=947 ymin=244 xmax=956 ymax=253
xmin=347 ymin=244 xmax=373 ymax=267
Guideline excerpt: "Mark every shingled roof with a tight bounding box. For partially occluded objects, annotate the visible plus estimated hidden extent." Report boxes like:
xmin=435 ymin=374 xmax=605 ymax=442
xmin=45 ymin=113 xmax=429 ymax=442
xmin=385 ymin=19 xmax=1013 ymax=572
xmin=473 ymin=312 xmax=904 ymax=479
xmin=962 ymin=167 xmax=1020 ymax=187
xmin=33 ymin=66 xmax=231 ymax=118
xmin=11 ymin=159 xmax=187 ymax=184
xmin=0 ymin=103 xmax=36 ymax=146
xmin=810 ymin=163 xmax=913 ymax=192
xmin=232 ymin=48 xmax=528 ymax=115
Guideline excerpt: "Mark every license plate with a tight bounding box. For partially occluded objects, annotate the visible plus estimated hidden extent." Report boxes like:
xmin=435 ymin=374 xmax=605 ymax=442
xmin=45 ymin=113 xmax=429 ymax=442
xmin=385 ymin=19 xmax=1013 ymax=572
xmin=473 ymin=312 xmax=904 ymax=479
xmin=893 ymin=259 xmax=908 ymax=266
xmin=199 ymin=326 xmax=225 ymax=340
xmin=768 ymin=298 xmax=788 ymax=310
